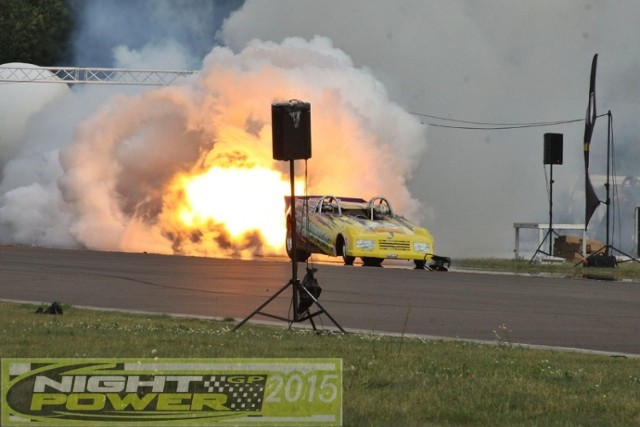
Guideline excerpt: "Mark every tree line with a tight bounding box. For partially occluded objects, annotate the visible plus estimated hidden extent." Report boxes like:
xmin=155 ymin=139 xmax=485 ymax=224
xmin=0 ymin=0 xmax=75 ymax=66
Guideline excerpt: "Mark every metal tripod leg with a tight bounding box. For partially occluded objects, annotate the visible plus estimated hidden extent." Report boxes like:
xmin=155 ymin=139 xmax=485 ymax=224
xmin=233 ymin=278 xmax=347 ymax=333
xmin=295 ymin=281 xmax=346 ymax=333
xmin=232 ymin=280 xmax=294 ymax=332
xmin=529 ymin=228 xmax=559 ymax=263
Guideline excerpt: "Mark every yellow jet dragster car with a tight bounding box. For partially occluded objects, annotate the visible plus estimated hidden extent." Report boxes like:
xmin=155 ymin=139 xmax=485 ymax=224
xmin=285 ymin=195 xmax=450 ymax=270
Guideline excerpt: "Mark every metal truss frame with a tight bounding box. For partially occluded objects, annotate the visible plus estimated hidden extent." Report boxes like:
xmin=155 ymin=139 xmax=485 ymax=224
xmin=0 ymin=66 xmax=194 ymax=86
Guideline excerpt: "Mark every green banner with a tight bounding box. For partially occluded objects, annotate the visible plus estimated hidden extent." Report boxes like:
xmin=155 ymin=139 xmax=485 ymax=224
xmin=2 ymin=358 xmax=342 ymax=426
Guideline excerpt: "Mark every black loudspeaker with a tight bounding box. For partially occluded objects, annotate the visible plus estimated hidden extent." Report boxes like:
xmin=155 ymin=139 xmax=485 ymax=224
xmin=543 ymin=133 xmax=563 ymax=165
xmin=272 ymin=100 xmax=311 ymax=160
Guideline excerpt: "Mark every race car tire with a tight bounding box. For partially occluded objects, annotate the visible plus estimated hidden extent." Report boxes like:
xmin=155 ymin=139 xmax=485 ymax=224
xmin=362 ymin=257 xmax=383 ymax=267
xmin=340 ymin=240 xmax=355 ymax=266
xmin=286 ymin=222 xmax=311 ymax=262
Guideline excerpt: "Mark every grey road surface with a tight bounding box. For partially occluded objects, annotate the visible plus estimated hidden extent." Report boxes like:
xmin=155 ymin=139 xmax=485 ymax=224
xmin=1 ymin=246 xmax=639 ymax=354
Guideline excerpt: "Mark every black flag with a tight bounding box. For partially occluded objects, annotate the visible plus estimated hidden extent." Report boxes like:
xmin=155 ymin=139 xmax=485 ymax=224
xmin=584 ymin=54 xmax=600 ymax=227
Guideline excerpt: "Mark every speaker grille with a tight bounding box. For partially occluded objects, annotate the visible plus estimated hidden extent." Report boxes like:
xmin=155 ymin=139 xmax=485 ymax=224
xmin=272 ymin=100 xmax=312 ymax=161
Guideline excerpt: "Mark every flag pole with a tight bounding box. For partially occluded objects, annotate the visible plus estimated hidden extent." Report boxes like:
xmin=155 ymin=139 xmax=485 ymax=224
xmin=605 ymin=111 xmax=612 ymax=255
xmin=584 ymin=54 xmax=599 ymax=231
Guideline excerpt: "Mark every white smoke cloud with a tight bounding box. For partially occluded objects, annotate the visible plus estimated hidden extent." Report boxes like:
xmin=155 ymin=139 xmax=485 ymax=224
xmin=0 ymin=64 xmax=69 ymax=168
xmin=0 ymin=80 xmax=127 ymax=248
xmin=0 ymin=36 xmax=425 ymax=258
xmin=112 ymin=40 xmax=193 ymax=70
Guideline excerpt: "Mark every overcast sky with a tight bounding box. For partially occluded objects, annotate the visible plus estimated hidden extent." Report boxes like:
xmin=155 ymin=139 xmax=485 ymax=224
xmin=2 ymin=1 xmax=640 ymax=258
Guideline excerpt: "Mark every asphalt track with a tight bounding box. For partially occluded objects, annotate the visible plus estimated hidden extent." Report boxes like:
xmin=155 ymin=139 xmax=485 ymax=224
xmin=2 ymin=245 xmax=640 ymax=355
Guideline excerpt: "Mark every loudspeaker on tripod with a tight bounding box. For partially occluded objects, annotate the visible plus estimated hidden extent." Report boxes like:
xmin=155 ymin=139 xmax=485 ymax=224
xmin=272 ymin=100 xmax=312 ymax=161
xmin=543 ymin=133 xmax=563 ymax=165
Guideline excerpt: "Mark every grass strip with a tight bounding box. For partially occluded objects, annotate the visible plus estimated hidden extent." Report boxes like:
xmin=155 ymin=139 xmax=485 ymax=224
xmin=455 ymin=257 xmax=640 ymax=281
xmin=2 ymin=301 xmax=640 ymax=426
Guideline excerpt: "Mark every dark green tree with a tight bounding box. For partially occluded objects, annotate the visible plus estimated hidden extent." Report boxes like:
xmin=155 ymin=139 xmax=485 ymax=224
xmin=0 ymin=0 xmax=72 ymax=65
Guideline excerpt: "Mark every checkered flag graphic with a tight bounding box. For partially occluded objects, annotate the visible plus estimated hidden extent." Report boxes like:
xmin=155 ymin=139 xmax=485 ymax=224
xmin=203 ymin=375 xmax=266 ymax=411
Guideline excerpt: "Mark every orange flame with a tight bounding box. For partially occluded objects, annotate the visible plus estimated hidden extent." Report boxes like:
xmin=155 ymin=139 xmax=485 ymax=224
xmin=172 ymin=164 xmax=303 ymax=254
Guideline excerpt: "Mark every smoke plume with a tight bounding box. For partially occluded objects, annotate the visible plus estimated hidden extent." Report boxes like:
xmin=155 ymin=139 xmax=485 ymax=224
xmin=0 ymin=36 xmax=425 ymax=258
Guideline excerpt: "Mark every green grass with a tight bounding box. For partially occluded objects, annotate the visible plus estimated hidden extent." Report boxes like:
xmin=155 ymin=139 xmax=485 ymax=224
xmin=2 ymin=301 xmax=640 ymax=425
xmin=454 ymin=257 xmax=640 ymax=281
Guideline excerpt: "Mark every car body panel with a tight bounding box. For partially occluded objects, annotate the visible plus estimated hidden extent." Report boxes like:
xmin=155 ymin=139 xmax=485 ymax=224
xmin=285 ymin=195 xmax=435 ymax=264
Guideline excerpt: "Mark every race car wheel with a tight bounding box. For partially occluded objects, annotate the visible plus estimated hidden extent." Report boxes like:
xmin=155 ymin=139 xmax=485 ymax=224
xmin=286 ymin=222 xmax=310 ymax=262
xmin=414 ymin=259 xmax=426 ymax=269
xmin=362 ymin=257 xmax=383 ymax=267
xmin=340 ymin=239 xmax=355 ymax=266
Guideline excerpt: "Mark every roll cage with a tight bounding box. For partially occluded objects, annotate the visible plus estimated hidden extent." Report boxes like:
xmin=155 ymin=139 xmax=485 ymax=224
xmin=311 ymin=195 xmax=394 ymax=220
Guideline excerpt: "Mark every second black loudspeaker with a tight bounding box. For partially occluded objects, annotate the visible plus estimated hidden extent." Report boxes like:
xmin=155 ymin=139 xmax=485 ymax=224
xmin=543 ymin=133 xmax=563 ymax=165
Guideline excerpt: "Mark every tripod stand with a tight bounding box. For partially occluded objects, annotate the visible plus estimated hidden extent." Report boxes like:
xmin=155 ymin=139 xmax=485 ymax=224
xmin=584 ymin=111 xmax=640 ymax=266
xmin=530 ymin=162 xmax=561 ymax=263
xmin=233 ymin=159 xmax=346 ymax=333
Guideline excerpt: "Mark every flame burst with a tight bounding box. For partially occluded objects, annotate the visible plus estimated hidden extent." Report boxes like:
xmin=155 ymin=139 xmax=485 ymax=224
xmin=176 ymin=165 xmax=301 ymax=251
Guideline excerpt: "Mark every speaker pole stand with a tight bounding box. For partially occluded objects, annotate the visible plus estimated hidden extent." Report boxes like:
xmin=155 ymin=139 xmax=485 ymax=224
xmin=233 ymin=159 xmax=346 ymax=333
xmin=530 ymin=163 xmax=561 ymax=263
